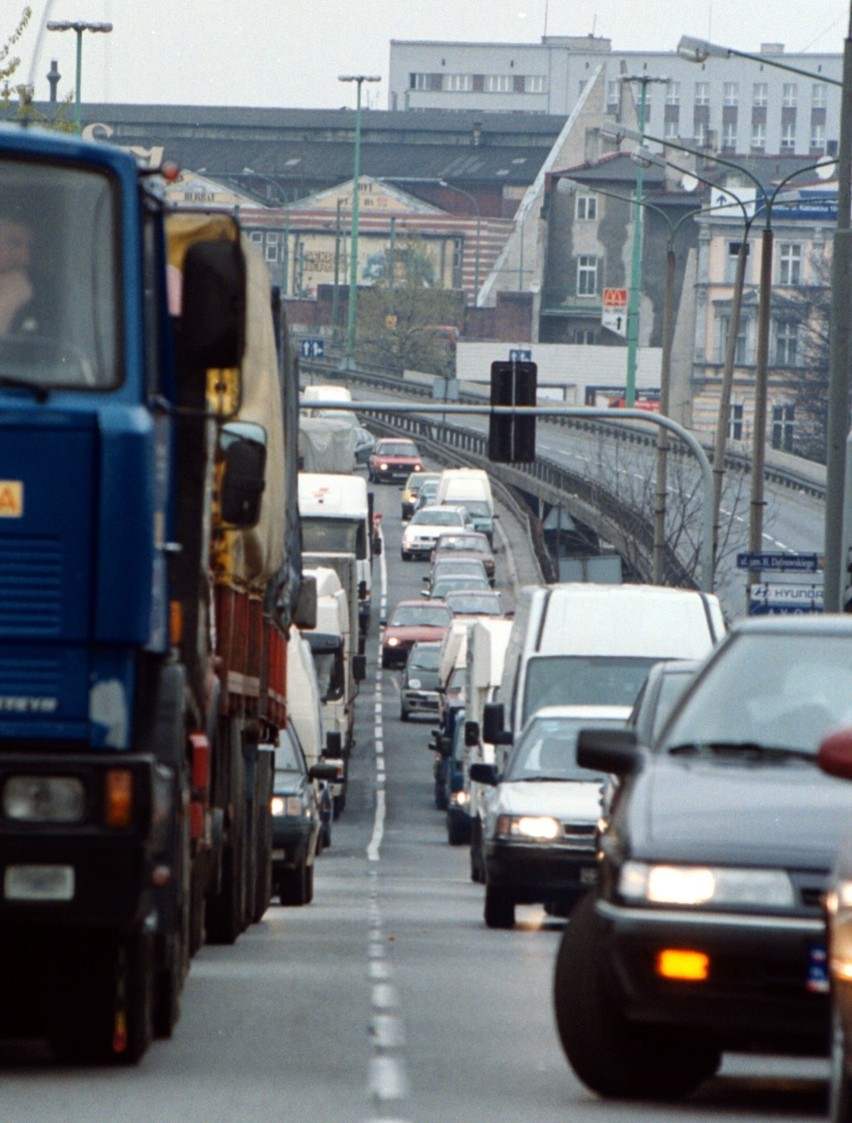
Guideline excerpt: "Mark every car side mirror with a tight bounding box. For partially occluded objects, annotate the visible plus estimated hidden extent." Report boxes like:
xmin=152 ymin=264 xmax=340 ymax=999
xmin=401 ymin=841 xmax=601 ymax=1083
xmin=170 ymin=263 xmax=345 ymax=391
xmin=464 ymin=719 xmax=480 ymax=747
xmin=469 ymin=762 xmax=498 ymax=786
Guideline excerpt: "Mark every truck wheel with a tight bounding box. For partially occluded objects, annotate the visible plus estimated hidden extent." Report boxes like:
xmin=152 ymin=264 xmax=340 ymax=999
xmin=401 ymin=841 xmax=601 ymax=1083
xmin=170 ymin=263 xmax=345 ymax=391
xmin=50 ymin=930 xmax=154 ymax=1064
xmin=447 ymin=812 xmax=470 ymax=846
xmin=470 ymin=820 xmax=485 ymax=882
xmin=153 ymin=932 xmax=183 ymax=1040
xmin=553 ymin=893 xmax=721 ymax=1100
xmin=304 ymin=862 xmax=315 ymax=905
xmin=484 ymin=884 xmax=515 ymax=929
xmin=206 ymin=834 xmax=244 ymax=945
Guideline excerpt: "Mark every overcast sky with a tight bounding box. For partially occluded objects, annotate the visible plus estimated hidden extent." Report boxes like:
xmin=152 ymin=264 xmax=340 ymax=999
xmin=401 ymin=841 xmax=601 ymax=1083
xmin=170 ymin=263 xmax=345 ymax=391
xmin=16 ymin=1 xmax=852 ymax=110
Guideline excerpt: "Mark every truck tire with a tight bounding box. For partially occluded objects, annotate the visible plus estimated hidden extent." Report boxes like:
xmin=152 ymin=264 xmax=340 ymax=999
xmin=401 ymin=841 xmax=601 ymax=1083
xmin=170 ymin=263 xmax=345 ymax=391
xmin=447 ymin=812 xmax=470 ymax=846
xmin=50 ymin=930 xmax=154 ymax=1065
xmin=484 ymin=884 xmax=515 ymax=929
xmin=206 ymin=722 xmax=247 ymax=944
xmin=553 ymin=893 xmax=721 ymax=1100
xmin=279 ymin=859 xmax=310 ymax=906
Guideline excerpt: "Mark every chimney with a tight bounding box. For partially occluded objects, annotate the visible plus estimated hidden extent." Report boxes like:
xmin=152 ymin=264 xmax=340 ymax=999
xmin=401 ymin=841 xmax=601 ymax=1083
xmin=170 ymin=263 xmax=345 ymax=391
xmin=47 ymin=59 xmax=61 ymax=103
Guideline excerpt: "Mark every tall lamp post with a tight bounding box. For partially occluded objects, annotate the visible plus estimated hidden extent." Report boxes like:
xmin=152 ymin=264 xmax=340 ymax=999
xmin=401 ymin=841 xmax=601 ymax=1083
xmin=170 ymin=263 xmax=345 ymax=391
xmin=438 ymin=180 xmax=481 ymax=305
xmin=46 ymin=20 xmax=112 ymax=135
xmin=677 ymin=30 xmax=849 ymax=608
xmin=603 ymin=122 xmax=833 ymax=598
xmin=339 ymin=74 xmax=380 ymax=370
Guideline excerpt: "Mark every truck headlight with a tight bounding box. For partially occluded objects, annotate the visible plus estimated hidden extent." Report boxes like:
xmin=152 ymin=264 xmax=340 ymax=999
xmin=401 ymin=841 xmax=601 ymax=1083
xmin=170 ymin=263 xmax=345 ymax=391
xmin=618 ymin=860 xmax=795 ymax=908
xmin=496 ymin=814 xmax=561 ymax=841
xmin=3 ymin=776 xmax=86 ymax=823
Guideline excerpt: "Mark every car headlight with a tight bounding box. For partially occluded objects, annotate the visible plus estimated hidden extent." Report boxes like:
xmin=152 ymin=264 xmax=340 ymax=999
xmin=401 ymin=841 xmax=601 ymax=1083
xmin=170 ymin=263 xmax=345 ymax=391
xmin=826 ymin=880 xmax=852 ymax=982
xmin=450 ymin=790 xmax=469 ymax=807
xmin=618 ymin=860 xmax=796 ymax=908
xmin=386 ymin=636 xmax=400 ymax=647
xmin=407 ymin=678 xmax=421 ymax=688
xmin=270 ymin=795 xmax=303 ymax=817
xmin=496 ymin=814 xmax=561 ymax=841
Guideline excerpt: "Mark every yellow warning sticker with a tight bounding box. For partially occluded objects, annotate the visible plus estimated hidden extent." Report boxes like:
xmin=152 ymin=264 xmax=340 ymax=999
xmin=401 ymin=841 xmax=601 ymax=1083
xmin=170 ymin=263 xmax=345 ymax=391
xmin=0 ymin=481 xmax=23 ymax=517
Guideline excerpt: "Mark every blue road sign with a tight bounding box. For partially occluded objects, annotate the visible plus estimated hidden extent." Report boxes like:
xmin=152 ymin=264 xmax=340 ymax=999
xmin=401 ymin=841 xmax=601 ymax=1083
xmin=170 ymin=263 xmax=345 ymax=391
xmin=509 ymin=349 xmax=532 ymax=362
xmin=736 ymin=551 xmax=821 ymax=574
xmin=300 ymin=338 xmax=325 ymax=359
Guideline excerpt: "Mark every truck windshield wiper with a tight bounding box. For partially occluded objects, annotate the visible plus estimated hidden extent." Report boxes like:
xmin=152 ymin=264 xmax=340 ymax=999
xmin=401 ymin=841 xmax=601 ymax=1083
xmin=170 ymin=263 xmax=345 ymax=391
xmin=668 ymin=741 xmax=814 ymax=762
xmin=0 ymin=374 xmax=49 ymax=402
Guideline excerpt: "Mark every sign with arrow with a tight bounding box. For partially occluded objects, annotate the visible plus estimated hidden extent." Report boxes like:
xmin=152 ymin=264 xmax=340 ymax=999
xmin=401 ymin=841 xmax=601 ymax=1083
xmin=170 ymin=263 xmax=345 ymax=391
xmin=601 ymin=288 xmax=627 ymax=337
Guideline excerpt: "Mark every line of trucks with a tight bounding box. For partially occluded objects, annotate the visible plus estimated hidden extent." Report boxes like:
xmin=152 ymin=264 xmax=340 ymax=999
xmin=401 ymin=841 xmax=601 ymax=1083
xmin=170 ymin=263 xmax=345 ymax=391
xmin=0 ymin=123 xmax=372 ymax=1062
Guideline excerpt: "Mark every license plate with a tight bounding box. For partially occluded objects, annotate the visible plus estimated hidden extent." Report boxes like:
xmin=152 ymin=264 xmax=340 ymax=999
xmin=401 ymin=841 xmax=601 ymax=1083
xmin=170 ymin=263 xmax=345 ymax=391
xmin=271 ymin=849 xmax=285 ymax=860
xmin=807 ymin=943 xmax=829 ymax=993
xmin=5 ymin=864 xmax=74 ymax=901
xmin=580 ymin=867 xmax=598 ymax=885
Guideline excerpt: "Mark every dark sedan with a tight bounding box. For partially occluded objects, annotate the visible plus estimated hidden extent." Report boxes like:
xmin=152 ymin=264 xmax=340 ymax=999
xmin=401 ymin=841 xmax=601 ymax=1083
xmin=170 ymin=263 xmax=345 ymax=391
xmin=554 ymin=616 xmax=852 ymax=1102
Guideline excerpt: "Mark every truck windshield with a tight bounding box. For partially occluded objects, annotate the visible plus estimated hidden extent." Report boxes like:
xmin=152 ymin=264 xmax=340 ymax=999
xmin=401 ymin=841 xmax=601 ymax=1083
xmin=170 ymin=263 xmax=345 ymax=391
xmin=0 ymin=158 xmax=120 ymax=391
xmin=301 ymin=518 xmax=360 ymax=557
xmin=521 ymin=655 xmax=658 ymax=725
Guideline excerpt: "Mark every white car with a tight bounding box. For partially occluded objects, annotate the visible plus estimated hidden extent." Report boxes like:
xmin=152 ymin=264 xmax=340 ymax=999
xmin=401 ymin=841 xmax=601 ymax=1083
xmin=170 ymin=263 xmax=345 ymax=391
xmin=471 ymin=704 xmax=629 ymax=929
xmin=401 ymin=504 xmax=472 ymax=560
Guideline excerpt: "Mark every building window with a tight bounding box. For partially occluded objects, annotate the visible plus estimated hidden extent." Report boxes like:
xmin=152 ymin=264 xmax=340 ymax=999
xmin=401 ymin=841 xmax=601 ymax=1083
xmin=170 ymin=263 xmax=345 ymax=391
xmin=524 ymin=75 xmax=546 ymax=93
xmin=717 ymin=314 xmax=749 ymax=365
xmin=666 ymin=81 xmax=681 ymax=106
xmin=772 ymin=403 xmax=795 ymax=451
xmin=778 ymin=243 xmax=802 ymax=286
xmin=782 ymin=82 xmax=798 ymax=107
xmin=774 ymin=319 xmax=800 ymax=365
xmin=249 ymin=231 xmax=263 ymax=245
xmin=753 ymin=82 xmax=768 ymax=107
xmin=811 ymin=123 xmax=826 ymax=151
xmin=573 ymin=328 xmax=597 ymax=344
xmin=607 ymin=79 xmax=620 ymax=108
xmin=410 ymin=73 xmax=429 ymax=91
xmin=695 ymin=121 xmax=709 ymax=147
xmin=813 ymin=82 xmax=828 ymax=109
xmin=722 ymin=122 xmax=737 ymax=150
xmin=484 ymin=74 xmax=512 ymax=92
xmin=781 ymin=122 xmax=796 ymax=151
xmin=694 ymin=81 xmax=709 ymax=107
xmin=723 ymin=82 xmax=739 ymax=106
xmin=576 ymin=255 xmax=598 ymax=296
xmin=664 ymin=117 xmax=679 ymax=139
xmin=444 ymin=74 xmax=473 ymax=92
xmin=751 ymin=122 xmax=766 ymax=150
xmin=727 ymin=402 xmax=744 ymax=441
xmin=724 ymin=241 xmax=751 ymax=284
xmin=575 ymin=192 xmax=597 ymax=220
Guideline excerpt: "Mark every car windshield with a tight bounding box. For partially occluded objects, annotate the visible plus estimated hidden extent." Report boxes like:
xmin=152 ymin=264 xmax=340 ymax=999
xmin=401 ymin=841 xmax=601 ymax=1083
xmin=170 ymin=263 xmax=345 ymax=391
xmin=522 ymin=655 xmax=659 ymax=726
xmin=412 ymin=508 xmax=463 ymax=526
xmin=0 ymin=160 xmax=121 ymax=391
xmin=431 ymin=577 xmax=489 ymax=599
xmin=662 ymin=631 xmax=852 ymax=756
xmin=378 ymin=441 xmax=418 ymax=457
xmin=445 ymin=592 xmax=502 ymax=616
xmin=436 ymin=534 xmax=486 ymax=552
xmin=408 ymin=644 xmax=442 ymax=671
xmin=390 ymin=605 xmax=452 ymax=627
xmin=462 ymin=501 xmax=492 ymax=517
xmin=505 ymin=715 xmax=613 ymax=783
xmin=433 ymin=559 xmax=486 ymax=577
xmin=274 ymin=732 xmax=307 ymax=773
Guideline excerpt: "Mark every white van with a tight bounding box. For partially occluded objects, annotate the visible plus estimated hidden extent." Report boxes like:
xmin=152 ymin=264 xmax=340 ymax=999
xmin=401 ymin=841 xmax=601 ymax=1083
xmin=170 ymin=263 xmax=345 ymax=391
xmin=436 ymin=468 xmax=496 ymax=542
xmin=286 ymin=624 xmax=346 ymax=817
xmin=298 ymin=472 xmax=373 ymax=638
xmin=485 ymin=583 xmax=725 ymax=740
xmin=301 ymin=383 xmax=352 ymax=410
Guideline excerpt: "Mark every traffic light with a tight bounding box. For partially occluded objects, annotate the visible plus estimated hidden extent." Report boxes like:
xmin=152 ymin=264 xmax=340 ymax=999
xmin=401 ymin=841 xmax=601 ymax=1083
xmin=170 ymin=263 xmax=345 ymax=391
xmin=488 ymin=360 xmax=537 ymax=464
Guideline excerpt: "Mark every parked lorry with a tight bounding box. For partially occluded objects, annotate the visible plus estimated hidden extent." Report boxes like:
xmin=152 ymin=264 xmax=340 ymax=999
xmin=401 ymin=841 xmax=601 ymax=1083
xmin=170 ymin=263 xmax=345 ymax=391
xmin=299 ymin=472 xmax=376 ymax=641
xmin=0 ymin=128 xmax=305 ymax=1061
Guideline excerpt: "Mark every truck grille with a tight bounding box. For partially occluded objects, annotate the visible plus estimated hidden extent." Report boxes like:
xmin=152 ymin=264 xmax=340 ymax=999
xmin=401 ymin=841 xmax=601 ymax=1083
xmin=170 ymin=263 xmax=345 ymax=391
xmin=0 ymin=536 xmax=63 ymax=635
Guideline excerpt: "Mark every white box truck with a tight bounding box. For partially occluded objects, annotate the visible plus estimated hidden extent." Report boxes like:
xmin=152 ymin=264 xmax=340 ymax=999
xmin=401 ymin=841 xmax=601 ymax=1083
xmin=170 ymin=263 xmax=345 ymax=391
xmin=286 ymin=624 xmax=345 ymax=820
xmin=298 ymin=472 xmax=376 ymax=640
xmin=436 ymin=467 xmax=496 ymax=543
xmin=484 ymin=583 xmax=725 ymax=743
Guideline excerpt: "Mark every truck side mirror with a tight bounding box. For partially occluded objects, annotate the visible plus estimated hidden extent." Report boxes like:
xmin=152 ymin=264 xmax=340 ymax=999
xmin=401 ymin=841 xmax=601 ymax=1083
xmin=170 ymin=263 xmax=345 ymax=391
xmin=180 ymin=238 xmax=246 ymax=376
xmin=464 ymin=719 xmax=480 ymax=747
xmin=218 ymin=421 xmax=267 ymax=528
xmin=293 ymin=575 xmax=317 ymax=629
xmin=353 ymin=653 xmax=367 ymax=683
xmin=325 ymin=731 xmax=343 ymax=757
xmin=482 ymin=702 xmax=507 ymax=746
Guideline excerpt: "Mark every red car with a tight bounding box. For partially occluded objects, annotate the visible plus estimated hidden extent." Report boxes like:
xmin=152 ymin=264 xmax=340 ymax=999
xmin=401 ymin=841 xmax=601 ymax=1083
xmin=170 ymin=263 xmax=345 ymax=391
xmin=368 ymin=438 xmax=423 ymax=484
xmin=381 ymin=599 xmax=452 ymax=669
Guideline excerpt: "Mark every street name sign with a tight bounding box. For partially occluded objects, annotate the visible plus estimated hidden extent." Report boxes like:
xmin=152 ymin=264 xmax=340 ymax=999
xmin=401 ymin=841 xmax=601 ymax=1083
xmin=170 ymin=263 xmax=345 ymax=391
xmin=736 ymin=551 xmax=821 ymax=574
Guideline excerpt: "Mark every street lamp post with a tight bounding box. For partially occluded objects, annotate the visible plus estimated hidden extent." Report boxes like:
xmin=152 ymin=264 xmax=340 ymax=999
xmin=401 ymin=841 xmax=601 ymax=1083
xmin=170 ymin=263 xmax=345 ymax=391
xmin=677 ymin=36 xmax=843 ymax=87
xmin=603 ymin=122 xmax=834 ymax=600
xmin=438 ymin=180 xmax=481 ymax=306
xmin=46 ymin=20 xmax=112 ymax=135
xmin=339 ymin=74 xmax=380 ymax=370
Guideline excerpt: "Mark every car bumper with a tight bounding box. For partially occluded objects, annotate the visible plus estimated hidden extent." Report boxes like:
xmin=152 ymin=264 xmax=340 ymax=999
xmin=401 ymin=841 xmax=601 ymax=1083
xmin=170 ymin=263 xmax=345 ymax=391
xmin=483 ymin=839 xmax=599 ymax=906
xmin=373 ymin=464 xmax=418 ymax=481
xmin=402 ymin=540 xmax=435 ymax=558
xmin=593 ymin=897 xmax=829 ymax=1050
xmin=271 ymin=820 xmax=314 ymax=871
xmin=402 ymin=689 xmax=441 ymax=716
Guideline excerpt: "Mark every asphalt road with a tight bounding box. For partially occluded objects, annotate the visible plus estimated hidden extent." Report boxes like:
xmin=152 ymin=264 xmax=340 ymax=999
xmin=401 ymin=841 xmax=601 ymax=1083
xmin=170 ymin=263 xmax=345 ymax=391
xmin=0 ymin=475 xmax=830 ymax=1123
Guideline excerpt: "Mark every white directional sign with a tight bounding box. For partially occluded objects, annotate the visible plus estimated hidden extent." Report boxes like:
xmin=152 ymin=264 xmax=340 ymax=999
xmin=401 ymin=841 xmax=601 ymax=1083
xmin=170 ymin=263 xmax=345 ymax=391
xmin=601 ymin=288 xmax=627 ymax=337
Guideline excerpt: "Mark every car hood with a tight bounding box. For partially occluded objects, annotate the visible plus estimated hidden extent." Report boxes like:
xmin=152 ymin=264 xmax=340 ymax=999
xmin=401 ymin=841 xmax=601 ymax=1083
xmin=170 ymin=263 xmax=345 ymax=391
xmin=386 ymin=624 xmax=448 ymax=643
xmin=628 ymin=752 xmax=852 ymax=868
xmin=493 ymin=779 xmax=606 ymax=821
